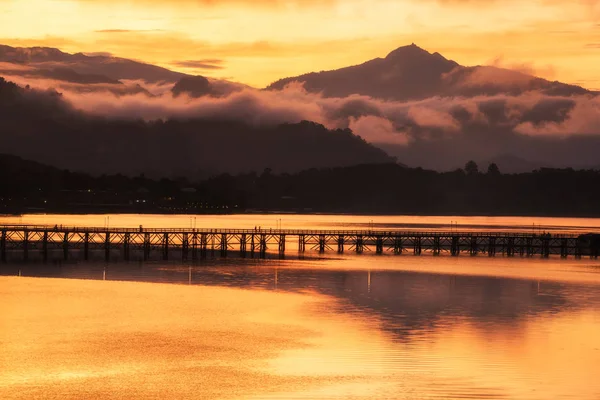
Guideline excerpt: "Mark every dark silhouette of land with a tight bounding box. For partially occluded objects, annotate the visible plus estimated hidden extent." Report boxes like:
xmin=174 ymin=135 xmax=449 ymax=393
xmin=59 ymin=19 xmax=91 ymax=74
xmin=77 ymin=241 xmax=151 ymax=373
xmin=2 ymin=154 xmax=599 ymax=217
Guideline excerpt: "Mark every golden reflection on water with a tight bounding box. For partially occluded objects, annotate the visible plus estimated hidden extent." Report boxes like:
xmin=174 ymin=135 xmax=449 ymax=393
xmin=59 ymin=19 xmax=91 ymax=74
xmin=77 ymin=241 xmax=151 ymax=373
xmin=1 ymin=212 xmax=600 ymax=399
xmin=0 ymin=277 xmax=361 ymax=399
xmin=2 ymin=271 xmax=600 ymax=399
xmin=3 ymin=213 xmax=600 ymax=233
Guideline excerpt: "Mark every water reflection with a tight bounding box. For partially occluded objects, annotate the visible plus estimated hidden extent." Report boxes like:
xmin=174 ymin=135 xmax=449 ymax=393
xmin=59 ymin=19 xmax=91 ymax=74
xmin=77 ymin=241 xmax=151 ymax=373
xmin=3 ymin=257 xmax=599 ymax=336
xmin=2 ymin=256 xmax=600 ymax=399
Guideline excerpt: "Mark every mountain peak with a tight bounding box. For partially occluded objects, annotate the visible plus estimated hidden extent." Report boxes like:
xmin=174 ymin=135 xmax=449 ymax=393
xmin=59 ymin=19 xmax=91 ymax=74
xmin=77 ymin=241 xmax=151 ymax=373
xmin=385 ymin=43 xmax=430 ymax=59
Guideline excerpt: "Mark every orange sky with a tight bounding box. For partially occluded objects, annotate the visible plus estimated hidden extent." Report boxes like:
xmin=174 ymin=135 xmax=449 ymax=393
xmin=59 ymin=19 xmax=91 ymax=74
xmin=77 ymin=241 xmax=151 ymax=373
xmin=1 ymin=0 xmax=599 ymax=88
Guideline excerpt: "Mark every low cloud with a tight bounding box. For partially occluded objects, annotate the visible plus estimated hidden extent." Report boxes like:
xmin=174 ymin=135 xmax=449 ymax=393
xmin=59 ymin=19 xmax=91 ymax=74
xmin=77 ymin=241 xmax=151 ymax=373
xmin=0 ymin=73 xmax=148 ymax=96
xmin=81 ymin=51 xmax=113 ymax=57
xmin=4 ymin=73 xmax=600 ymax=170
xmin=349 ymin=116 xmax=411 ymax=145
xmin=94 ymin=29 xmax=166 ymax=33
xmin=171 ymin=59 xmax=225 ymax=70
xmin=13 ymin=74 xmax=598 ymax=141
xmin=514 ymin=97 xmax=600 ymax=136
xmin=120 ymin=79 xmax=176 ymax=96
xmin=488 ymin=56 xmax=556 ymax=80
xmin=0 ymin=62 xmax=36 ymax=72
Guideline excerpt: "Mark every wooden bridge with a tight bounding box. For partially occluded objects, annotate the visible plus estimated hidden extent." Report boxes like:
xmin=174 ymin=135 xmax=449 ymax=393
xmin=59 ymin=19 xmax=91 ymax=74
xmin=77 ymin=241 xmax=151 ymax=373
xmin=0 ymin=225 xmax=598 ymax=263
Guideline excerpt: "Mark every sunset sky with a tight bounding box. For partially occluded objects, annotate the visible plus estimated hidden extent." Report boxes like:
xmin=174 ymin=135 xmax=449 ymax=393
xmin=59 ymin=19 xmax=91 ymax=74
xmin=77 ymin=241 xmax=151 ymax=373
xmin=1 ymin=0 xmax=599 ymax=88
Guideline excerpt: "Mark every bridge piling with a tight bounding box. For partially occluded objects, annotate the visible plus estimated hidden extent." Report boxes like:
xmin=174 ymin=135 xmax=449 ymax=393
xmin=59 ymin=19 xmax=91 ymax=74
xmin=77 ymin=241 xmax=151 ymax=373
xmin=240 ymin=234 xmax=247 ymax=257
xmin=220 ymin=234 xmax=228 ymax=257
xmin=192 ymin=233 xmax=198 ymax=261
xmin=433 ymin=236 xmax=441 ymax=256
xmin=506 ymin=237 xmax=515 ymax=257
xmin=394 ymin=237 xmax=403 ymax=254
xmin=278 ymin=235 xmax=285 ymax=257
xmin=63 ymin=231 xmax=69 ymax=261
xmin=542 ymin=237 xmax=550 ymax=258
xmin=143 ymin=233 xmax=150 ymax=261
xmin=298 ymin=234 xmax=306 ymax=253
xmin=201 ymin=233 xmax=208 ymax=259
xmin=182 ymin=233 xmax=189 ymax=261
xmin=105 ymin=232 xmax=110 ymax=262
xmin=124 ymin=233 xmax=130 ymax=261
xmin=376 ymin=236 xmax=384 ymax=254
xmin=414 ymin=237 xmax=422 ymax=255
xmin=260 ymin=234 xmax=267 ymax=257
xmin=470 ymin=236 xmax=478 ymax=256
xmin=561 ymin=238 xmax=568 ymax=258
xmin=356 ymin=235 xmax=364 ymax=253
xmin=451 ymin=236 xmax=459 ymax=256
xmin=43 ymin=231 xmax=48 ymax=262
xmin=84 ymin=232 xmax=89 ymax=261
xmin=23 ymin=230 xmax=29 ymax=262
xmin=488 ymin=237 xmax=496 ymax=257
xmin=163 ymin=233 xmax=169 ymax=261
xmin=526 ymin=238 xmax=534 ymax=257
xmin=1 ymin=229 xmax=5 ymax=263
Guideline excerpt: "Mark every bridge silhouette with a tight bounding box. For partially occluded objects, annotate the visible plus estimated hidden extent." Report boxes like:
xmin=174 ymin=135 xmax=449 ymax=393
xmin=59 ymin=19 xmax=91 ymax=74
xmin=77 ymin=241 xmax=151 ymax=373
xmin=1 ymin=225 xmax=597 ymax=262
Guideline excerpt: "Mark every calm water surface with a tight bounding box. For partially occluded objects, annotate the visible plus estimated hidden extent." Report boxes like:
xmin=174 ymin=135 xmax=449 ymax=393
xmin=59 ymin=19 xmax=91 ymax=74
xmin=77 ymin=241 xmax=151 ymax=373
xmin=1 ymin=214 xmax=600 ymax=399
xmin=3 ymin=213 xmax=600 ymax=233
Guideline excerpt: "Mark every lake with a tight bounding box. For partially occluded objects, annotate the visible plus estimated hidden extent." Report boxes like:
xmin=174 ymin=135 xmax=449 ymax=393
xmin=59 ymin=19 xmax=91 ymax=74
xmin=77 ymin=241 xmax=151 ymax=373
xmin=1 ymin=214 xmax=600 ymax=399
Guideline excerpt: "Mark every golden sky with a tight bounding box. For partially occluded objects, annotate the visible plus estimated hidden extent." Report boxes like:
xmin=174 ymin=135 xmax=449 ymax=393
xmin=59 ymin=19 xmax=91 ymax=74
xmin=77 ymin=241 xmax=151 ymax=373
xmin=1 ymin=0 xmax=599 ymax=88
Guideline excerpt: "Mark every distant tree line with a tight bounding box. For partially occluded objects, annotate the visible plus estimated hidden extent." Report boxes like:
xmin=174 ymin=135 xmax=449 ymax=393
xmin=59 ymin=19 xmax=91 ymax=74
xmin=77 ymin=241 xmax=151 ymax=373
xmin=2 ymin=155 xmax=600 ymax=217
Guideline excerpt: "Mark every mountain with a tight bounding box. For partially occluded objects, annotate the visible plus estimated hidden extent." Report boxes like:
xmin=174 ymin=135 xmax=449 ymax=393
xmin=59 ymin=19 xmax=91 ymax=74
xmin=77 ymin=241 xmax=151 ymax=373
xmin=267 ymin=44 xmax=590 ymax=100
xmin=1 ymin=43 xmax=599 ymax=173
xmin=2 ymin=43 xmax=592 ymax=100
xmin=0 ymin=45 xmax=186 ymax=83
xmin=0 ymin=77 xmax=394 ymax=177
xmin=171 ymin=76 xmax=248 ymax=98
xmin=0 ymin=45 xmax=248 ymax=98
xmin=172 ymin=76 xmax=213 ymax=97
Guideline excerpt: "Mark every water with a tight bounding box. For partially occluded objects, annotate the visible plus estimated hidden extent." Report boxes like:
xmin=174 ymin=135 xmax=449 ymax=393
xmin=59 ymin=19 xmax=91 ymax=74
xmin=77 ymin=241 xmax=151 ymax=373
xmin=1 ymin=214 xmax=600 ymax=399
xmin=2 ymin=213 xmax=600 ymax=233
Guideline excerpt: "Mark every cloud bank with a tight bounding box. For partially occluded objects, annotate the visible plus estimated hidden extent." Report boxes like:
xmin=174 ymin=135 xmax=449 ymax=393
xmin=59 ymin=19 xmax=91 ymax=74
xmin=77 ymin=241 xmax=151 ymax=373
xmin=3 ymin=72 xmax=600 ymax=170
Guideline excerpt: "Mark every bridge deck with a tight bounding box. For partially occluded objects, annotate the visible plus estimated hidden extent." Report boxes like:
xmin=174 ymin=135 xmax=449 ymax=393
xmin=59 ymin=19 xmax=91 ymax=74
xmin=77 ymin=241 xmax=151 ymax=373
xmin=0 ymin=225 xmax=597 ymax=262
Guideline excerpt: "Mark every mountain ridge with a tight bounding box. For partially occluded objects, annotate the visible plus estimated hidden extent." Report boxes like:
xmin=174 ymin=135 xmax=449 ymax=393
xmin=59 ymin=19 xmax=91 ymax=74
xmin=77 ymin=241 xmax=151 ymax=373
xmin=267 ymin=44 xmax=591 ymax=100
xmin=0 ymin=44 xmax=188 ymax=83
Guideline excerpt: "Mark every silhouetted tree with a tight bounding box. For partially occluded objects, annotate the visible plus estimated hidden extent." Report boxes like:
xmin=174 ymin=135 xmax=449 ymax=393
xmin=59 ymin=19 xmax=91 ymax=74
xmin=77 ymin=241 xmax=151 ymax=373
xmin=465 ymin=160 xmax=479 ymax=175
xmin=487 ymin=163 xmax=500 ymax=176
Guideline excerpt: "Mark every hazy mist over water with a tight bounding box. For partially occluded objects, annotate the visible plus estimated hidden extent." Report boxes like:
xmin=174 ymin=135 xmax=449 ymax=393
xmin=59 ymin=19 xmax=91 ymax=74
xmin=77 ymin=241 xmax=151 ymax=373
xmin=1 ymin=214 xmax=600 ymax=399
